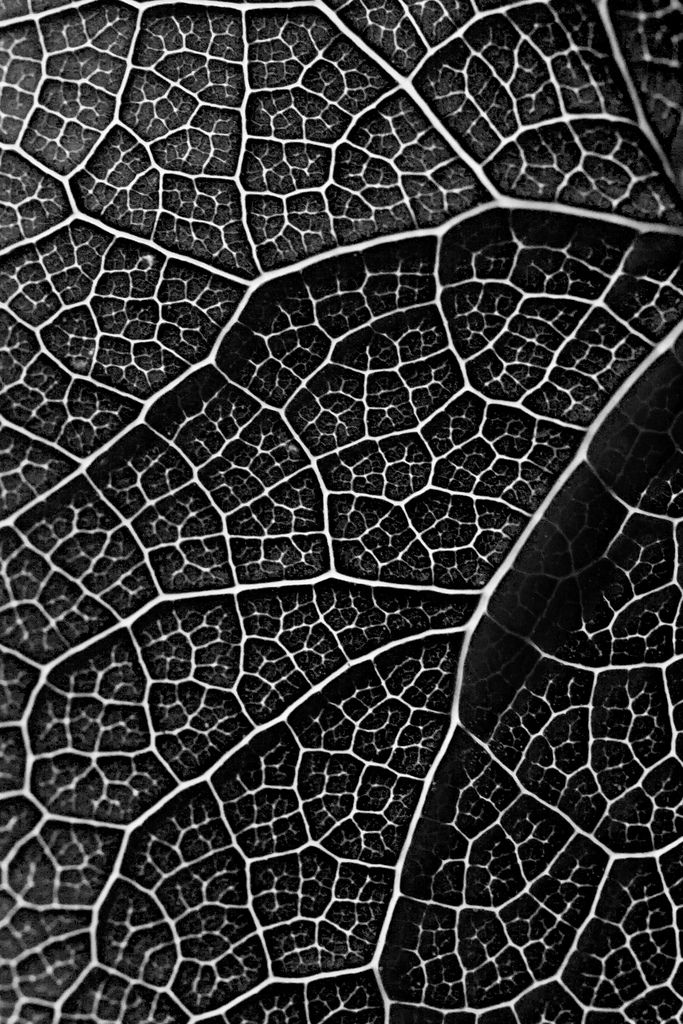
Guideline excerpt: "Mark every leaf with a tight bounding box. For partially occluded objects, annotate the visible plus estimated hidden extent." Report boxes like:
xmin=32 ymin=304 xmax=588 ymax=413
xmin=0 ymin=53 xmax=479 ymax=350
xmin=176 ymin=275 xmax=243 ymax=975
xmin=380 ymin=321 xmax=683 ymax=1021
xmin=608 ymin=0 xmax=683 ymax=178
xmin=0 ymin=1 xmax=682 ymax=1022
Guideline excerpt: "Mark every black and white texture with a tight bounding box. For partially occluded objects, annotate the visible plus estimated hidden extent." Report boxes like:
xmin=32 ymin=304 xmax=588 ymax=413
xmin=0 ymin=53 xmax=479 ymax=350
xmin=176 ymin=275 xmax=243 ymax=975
xmin=0 ymin=1 xmax=682 ymax=1021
